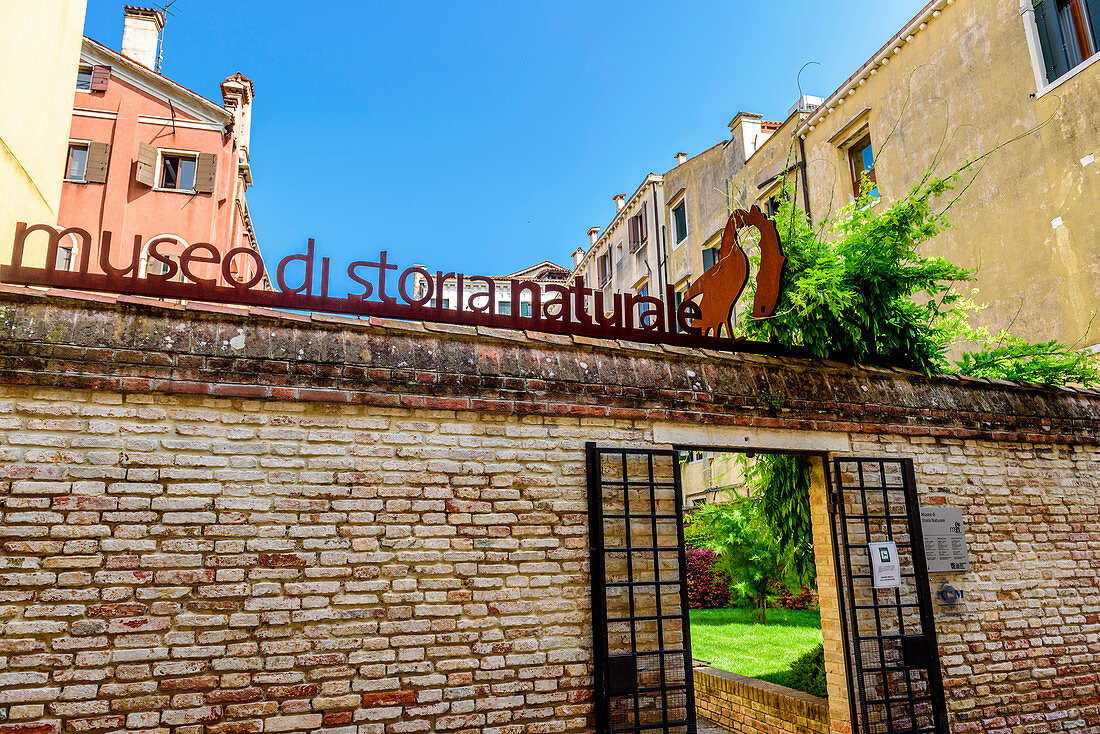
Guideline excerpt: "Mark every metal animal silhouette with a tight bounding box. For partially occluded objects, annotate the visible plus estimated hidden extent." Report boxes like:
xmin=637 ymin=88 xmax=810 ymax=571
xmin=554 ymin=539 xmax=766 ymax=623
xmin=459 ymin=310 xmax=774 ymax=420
xmin=686 ymin=206 xmax=786 ymax=338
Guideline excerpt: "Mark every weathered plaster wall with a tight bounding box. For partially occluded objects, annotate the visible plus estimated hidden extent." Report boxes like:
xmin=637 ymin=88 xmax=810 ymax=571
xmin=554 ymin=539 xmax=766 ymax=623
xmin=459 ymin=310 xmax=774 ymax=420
xmin=0 ymin=1 xmax=86 ymax=267
xmin=0 ymin=290 xmax=1098 ymax=734
xmin=734 ymin=0 xmax=1100 ymax=348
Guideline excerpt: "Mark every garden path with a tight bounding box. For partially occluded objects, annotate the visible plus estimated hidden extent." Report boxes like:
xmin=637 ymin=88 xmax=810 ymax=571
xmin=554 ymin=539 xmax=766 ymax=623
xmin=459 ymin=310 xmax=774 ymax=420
xmin=696 ymin=717 xmax=732 ymax=733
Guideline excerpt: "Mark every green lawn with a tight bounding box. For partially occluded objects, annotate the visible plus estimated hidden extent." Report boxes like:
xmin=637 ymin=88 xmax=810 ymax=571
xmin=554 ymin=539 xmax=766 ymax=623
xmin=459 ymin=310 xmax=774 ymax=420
xmin=689 ymin=608 xmax=823 ymax=689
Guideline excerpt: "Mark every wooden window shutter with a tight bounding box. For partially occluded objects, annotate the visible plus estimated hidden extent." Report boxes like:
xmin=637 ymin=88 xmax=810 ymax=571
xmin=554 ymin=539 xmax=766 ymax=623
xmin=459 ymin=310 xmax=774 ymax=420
xmin=89 ymin=65 xmax=111 ymax=92
xmin=135 ymin=142 xmax=157 ymax=187
xmin=1033 ymin=0 xmax=1069 ymax=82
xmin=84 ymin=142 xmax=111 ymax=183
xmin=193 ymin=153 xmax=217 ymax=194
xmin=1085 ymin=0 xmax=1100 ymax=54
xmin=639 ymin=210 xmax=648 ymax=242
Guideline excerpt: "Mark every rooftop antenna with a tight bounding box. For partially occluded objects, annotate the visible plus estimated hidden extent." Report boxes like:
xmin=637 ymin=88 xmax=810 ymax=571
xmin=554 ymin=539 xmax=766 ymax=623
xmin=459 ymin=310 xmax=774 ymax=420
xmin=153 ymin=0 xmax=179 ymax=74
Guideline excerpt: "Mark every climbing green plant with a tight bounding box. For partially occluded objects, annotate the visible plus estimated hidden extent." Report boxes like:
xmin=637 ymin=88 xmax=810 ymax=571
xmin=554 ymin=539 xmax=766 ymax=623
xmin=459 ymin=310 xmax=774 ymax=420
xmin=684 ymin=501 xmax=799 ymax=623
xmin=734 ymin=174 xmax=1098 ymax=566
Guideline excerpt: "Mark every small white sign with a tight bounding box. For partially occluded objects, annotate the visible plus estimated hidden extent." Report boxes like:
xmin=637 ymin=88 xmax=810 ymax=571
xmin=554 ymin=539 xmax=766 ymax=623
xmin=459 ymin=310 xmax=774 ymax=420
xmin=869 ymin=541 xmax=901 ymax=588
xmin=1082 ymin=153 xmax=1095 ymax=167
xmin=920 ymin=506 xmax=970 ymax=573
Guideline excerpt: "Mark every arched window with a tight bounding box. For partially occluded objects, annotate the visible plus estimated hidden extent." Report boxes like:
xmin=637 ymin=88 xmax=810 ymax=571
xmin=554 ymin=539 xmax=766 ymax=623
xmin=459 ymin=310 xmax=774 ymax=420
xmin=140 ymin=235 xmax=188 ymax=280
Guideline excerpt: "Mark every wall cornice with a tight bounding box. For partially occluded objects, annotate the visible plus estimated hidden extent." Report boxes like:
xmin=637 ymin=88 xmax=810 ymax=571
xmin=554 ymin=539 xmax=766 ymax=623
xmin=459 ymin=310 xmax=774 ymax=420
xmin=0 ymin=288 xmax=1097 ymax=445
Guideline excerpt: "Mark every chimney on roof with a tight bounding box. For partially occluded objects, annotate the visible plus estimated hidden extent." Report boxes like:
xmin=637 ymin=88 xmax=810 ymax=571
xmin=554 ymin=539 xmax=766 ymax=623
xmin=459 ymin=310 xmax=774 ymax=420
xmin=675 ymin=152 xmax=688 ymax=166
xmin=613 ymin=194 xmax=625 ymax=211
xmin=222 ymin=73 xmax=256 ymax=153
xmin=588 ymin=227 xmax=600 ymax=246
xmin=572 ymin=247 xmax=585 ymax=268
xmin=728 ymin=111 xmax=764 ymax=164
xmin=121 ymin=6 xmax=164 ymax=70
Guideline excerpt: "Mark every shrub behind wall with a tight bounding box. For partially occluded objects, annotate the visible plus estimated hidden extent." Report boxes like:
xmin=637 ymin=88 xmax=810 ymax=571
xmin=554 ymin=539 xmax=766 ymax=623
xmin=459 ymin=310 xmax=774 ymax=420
xmin=686 ymin=548 xmax=730 ymax=609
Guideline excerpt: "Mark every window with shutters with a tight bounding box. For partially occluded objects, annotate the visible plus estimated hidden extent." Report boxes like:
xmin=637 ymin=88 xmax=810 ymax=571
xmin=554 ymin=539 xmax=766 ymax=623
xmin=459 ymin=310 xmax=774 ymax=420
xmin=846 ymin=132 xmax=879 ymax=200
xmin=497 ymin=300 xmax=511 ymax=316
xmin=160 ymin=153 xmax=198 ymax=191
xmin=628 ymin=212 xmax=647 ymax=253
xmin=637 ymin=284 xmax=653 ymax=326
xmin=1029 ymin=0 xmax=1099 ymax=87
xmin=152 ymin=150 xmax=216 ymax=193
xmin=672 ymin=201 xmax=688 ymax=245
xmin=65 ymin=143 xmax=89 ymax=182
xmin=76 ymin=66 xmax=93 ymax=91
xmin=76 ymin=64 xmax=110 ymax=92
xmin=56 ymin=246 xmax=73 ymax=272
xmin=597 ymin=251 xmax=612 ymax=287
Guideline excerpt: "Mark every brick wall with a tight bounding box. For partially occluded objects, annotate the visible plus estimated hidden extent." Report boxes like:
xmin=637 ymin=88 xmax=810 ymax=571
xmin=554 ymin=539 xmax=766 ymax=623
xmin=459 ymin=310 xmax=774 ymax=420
xmin=693 ymin=666 xmax=828 ymax=733
xmin=0 ymin=386 xmax=629 ymax=733
xmin=0 ymin=290 xmax=1097 ymax=733
xmin=847 ymin=434 xmax=1100 ymax=733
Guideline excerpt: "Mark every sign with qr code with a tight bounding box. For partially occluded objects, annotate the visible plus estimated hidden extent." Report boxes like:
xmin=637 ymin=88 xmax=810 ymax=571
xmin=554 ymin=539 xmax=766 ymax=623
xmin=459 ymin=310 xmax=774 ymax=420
xmin=869 ymin=541 xmax=901 ymax=588
xmin=920 ymin=506 xmax=970 ymax=573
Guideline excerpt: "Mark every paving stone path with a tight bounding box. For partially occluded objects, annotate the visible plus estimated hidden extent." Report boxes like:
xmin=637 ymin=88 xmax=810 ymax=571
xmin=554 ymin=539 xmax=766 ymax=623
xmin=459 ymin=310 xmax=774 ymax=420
xmin=696 ymin=718 xmax=732 ymax=733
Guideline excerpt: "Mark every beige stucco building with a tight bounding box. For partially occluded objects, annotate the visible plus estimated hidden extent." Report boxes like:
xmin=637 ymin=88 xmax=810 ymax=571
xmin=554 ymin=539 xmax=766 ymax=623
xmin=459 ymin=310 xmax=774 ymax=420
xmin=661 ymin=0 xmax=1100 ymax=350
xmin=574 ymin=174 xmax=669 ymax=318
xmin=0 ymin=1 xmax=87 ymax=267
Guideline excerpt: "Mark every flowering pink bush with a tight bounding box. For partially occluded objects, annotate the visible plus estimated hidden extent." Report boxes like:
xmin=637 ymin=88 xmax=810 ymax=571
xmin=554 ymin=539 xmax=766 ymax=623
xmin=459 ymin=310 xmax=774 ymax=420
xmin=773 ymin=583 xmax=820 ymax=611
xmin=686 ymin=549 xmax=730 ymax=609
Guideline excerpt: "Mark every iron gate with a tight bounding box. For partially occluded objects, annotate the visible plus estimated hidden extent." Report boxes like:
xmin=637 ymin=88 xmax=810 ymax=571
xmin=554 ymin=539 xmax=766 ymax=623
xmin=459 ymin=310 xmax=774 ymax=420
xmin=832 ymin=457 xmax=949 ymax=734
xmin=587 ymin=444 xmax=696 ymax=734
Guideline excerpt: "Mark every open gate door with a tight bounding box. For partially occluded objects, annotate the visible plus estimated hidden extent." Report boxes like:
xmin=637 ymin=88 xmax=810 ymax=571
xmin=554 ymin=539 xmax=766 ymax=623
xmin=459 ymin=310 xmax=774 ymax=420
xmin=832 ymin=458 xmax=950 ymax=734
xmin=587 ymin=443 xmax=696 ymax=734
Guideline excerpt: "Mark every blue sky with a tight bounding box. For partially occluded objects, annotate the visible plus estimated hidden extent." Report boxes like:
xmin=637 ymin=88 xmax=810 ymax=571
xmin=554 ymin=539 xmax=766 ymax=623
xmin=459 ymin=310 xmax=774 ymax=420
xmin=83 ymin=0 xmax=926 ymax=278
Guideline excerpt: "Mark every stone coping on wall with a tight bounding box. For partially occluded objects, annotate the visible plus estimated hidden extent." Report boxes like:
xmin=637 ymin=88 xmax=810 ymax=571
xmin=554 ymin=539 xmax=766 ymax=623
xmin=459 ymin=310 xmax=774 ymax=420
xmin=692 ymin=665 xmax=829 ymax=733
xmin=1 ymin=285 xmax=1098 ymax=445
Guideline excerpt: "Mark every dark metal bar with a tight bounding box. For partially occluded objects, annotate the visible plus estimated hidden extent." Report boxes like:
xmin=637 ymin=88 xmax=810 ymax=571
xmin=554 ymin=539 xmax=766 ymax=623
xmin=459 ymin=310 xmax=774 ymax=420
xmin=902 ymin=458 xmax=950 ymax=734
xmin=647 ymin=454 xmax=669 ymax=734
xmin=586 ymin=442 xmax=611 ymax=734
xmin=671 ymin=452 xmax=697 ymax=734
xmin=833 ymin=458 xmax=867 ymax=734
xmin=621 ymin=452 xmax=641 ymax=731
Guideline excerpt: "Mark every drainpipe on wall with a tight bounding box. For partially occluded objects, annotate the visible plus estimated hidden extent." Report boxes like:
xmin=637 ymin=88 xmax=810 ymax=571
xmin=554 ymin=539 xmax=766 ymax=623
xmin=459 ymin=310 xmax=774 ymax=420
xmin=653 ymin=185 xmax=669 ymax=294
xmin=798 ymin=135 xmax=812 ymax=222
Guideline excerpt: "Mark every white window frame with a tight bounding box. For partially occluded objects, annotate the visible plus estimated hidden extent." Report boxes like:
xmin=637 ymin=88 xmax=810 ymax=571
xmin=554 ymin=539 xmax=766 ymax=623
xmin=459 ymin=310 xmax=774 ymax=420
xmin=154 ymin=148 xmax=200 ymax=193
xmin=75 ymin=64 xmax=94 ymax=93
xmin=669 ymin=195 xmax=688 ymax=248
xmin=64 ymin=139 xmax=92 ymax=183
xmin=1020 ymin=0 xmax=1100 ymax=97
xmin=139 ymin=234 xmax=189 ymax=281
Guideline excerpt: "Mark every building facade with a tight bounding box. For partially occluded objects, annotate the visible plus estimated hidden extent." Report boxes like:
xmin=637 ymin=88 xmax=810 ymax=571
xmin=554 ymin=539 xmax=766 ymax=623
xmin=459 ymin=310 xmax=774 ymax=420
xmin=573 ymin=174 xmax=670 ymax=324
xmin=661 ymin=0 xmax=1099 ymax=350
xmin=46 ymin=6 xmax=262 ymax=287
xmin=0 ymin=1 xmax=87 ymax=267
xmin=425 ymin=259 xmax=572 ymax=317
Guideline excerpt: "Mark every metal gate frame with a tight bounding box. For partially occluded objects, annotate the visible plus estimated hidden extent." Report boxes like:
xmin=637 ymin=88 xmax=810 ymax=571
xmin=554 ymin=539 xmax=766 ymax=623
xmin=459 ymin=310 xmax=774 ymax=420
xmin=587 ymin=443 xmax=697 ymax=734
xmin=830 ymin=457 xmax=949 ymax=734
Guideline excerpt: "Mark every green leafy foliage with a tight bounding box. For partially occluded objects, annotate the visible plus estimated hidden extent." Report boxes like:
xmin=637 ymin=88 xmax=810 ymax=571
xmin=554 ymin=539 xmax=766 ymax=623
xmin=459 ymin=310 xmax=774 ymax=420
xmin=786 ymin=643 xmax=828 ymax=698
xmin=743 ymin=454 xmax=815 ymax=584
xmin=740 ymin=176 xmax=1099 ymax=383
xmin=740 ymin=177 xmax=972 ymax=374
xmin=953 ymin=334 xmax=1100 ymax=387
xmin=684 ymin=501 xmax=798 ymax=623
xmin=734 ymin=174 xmax=1098 ymax=569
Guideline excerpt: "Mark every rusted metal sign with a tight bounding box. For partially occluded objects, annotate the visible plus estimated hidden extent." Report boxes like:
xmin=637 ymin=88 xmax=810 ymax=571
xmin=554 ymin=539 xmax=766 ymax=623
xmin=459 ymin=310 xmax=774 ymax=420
xmin=2 ymin=211 xmax=787 ymax=352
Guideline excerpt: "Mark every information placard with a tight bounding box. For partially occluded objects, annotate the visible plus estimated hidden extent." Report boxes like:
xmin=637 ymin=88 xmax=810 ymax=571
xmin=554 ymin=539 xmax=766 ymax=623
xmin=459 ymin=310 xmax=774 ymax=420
xmin=920 ymin=506 xmax=969 ymax=573
xmin=869 ymin=541 xmax=901 ymax=588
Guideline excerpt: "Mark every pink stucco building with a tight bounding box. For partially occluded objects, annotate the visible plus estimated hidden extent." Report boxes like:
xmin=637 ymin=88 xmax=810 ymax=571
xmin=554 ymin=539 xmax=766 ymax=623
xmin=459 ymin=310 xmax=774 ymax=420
xmin=56 ymin=5 xmax=262 ymax=286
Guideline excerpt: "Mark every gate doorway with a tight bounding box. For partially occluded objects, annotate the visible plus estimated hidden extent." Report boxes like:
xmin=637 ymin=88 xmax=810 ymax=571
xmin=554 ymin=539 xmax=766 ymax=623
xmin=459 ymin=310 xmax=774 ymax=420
xmin=587 ymin=443 xmax=949 ymax=734
xmin=832 ymin=458 xmax=949 ymax=734
xmin=586 ymin=444 xmax=697 ymax=734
